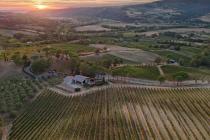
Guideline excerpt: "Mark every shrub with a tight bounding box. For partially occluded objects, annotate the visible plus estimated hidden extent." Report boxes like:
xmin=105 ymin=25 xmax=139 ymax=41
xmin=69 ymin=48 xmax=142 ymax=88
xmin=11 ymin=52 xmax=24 ymax=65
xmin=173 ymin=71 xmax=189 ymax=82
xmin=31 ymin=59 xmax=51 ymax=74
xmin=158 ymin=76 xmax=166 ymax=84
xmin=0 ymin=117 xmax=3 ymax=127
xmin=9 ymin=111 xmax=18 ymax=119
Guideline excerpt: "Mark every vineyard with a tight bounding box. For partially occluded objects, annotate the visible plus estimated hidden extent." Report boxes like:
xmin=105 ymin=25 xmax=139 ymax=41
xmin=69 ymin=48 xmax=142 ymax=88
xmin=9 ymin=86 xmax=210 ymax=140
xmin=0 ymin=76 xmax=44 ymax=120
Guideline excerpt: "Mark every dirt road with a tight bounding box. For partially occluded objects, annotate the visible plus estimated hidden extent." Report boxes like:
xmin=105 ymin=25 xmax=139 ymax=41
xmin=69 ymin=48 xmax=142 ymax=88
xmin=1 ymin=125 xmax=11 ymax=140
xmin=157 ymin=65 xmax=165 ymax=76
xmin=49 ymin=82 xmax=210 ymax=97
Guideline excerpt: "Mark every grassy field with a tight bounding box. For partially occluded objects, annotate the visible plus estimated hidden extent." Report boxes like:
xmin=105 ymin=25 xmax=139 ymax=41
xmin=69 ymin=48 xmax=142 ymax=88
xmin=154 ymin=50 xmax=191 ymax=66
xmin=180 ymin=47 xmax=203 ymax=57
xmin=75 ymin=25 xmax=111 ymax=32
xmin=48 ymin=43 xmax=95 ymax=54
xmin=89 ymin=37 xmax=119 ymax=45
xmin=162 ymin=65 xmax=210 ymax=80
xmin=9 ymin=87 xmax=210 ymax=140
xmin=82 ymin=54 xmax=135 ymax=64
xmin=112 ymin=66 xmax=160 ymax=80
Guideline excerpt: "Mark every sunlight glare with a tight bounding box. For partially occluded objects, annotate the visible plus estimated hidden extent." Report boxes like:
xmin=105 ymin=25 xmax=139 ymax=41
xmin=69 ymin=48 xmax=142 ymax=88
xmin=35 ymin=4 xmax=48 ymax=10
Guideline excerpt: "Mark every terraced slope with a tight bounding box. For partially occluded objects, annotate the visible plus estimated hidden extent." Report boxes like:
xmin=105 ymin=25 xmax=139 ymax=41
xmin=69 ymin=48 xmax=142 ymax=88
xmin=9 ymin=87 xmax=210 ymax=140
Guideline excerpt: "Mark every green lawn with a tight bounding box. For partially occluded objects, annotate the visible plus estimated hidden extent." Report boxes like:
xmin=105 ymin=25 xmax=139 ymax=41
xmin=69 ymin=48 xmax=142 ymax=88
xmin=162 ymin=65 xmax=210 ymax=80
xmin=112 ymin=65 xmax=160 ymax=80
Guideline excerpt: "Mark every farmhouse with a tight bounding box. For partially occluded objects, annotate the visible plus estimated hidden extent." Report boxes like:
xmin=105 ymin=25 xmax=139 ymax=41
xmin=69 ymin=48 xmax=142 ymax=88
xmin=64 ymin=75 xmax=95 ymax=87
xmin=60 ymin=74 xmax=105 ymax=93
xmin=72 ymin=75 xmax=95 ymax=86
xmin=63 ymin=76 xmax=81 ymax=92
xmin=64 ymin=76 xmax=74 ymax=85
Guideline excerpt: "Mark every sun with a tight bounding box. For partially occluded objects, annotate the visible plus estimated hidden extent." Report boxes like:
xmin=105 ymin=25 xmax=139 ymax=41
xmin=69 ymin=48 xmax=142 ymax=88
xmin=35 ymin=4 xmax=48 ymax=10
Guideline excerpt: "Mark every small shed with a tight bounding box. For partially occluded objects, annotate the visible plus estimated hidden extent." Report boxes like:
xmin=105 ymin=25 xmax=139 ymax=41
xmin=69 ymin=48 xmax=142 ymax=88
xmin=95 ymin=73 xmax=106 ymax=85
xmin=168 ymin=59 xmax=176 ymax=64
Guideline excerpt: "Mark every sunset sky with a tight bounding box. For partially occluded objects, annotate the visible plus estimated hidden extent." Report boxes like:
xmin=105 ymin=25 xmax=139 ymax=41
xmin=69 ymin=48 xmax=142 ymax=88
xmin=0 ymin=0 xmax=158 ymax=11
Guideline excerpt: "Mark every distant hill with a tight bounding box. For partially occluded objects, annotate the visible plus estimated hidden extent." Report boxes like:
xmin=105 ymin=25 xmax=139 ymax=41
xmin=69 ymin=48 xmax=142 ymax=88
xmin=33 ymin=0 xmax=210 ymax=23
xmin=124 ymin=0 xmax=210 ymax=23
xmin=32 ymin=6 xmax=129 ymax=21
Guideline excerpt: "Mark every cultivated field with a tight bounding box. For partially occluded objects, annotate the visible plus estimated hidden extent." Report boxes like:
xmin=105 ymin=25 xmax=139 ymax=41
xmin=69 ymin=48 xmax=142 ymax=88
xmin=139 ymin=28 xmax=210 ymax=36
xmin=9 ymin=86 xmax=210 ymax=140
xmin=75 ymin=25 xmax=111 ymax=32
xmin=162 ymin=65 xmax=210 ymax=81
xmin=0 ymin=29 xmax=38 ymax=37
xmin=110 ymin=51 xmax=158 ymax=64
xmin=89 ymin=44 xmax=159 ymax=63
xmin=100 ymin=22 xmax=174 ymax=28
xmin=200 ymin=14 xmax=210 ymax=23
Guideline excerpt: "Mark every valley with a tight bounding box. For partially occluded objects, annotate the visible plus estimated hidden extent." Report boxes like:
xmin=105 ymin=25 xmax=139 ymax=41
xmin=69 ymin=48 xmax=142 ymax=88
xmin=0 ymin=0 xmax=210 ymax=139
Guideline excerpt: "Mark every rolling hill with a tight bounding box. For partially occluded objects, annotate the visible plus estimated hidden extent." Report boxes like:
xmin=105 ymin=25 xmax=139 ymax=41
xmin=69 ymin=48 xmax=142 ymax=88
xmin=32 ymin=0 xmax=210 ymax=24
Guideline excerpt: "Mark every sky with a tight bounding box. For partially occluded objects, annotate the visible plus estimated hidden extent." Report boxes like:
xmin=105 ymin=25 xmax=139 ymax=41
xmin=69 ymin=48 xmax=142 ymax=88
xmin=0 ymin=0 xmax=158 ymax=11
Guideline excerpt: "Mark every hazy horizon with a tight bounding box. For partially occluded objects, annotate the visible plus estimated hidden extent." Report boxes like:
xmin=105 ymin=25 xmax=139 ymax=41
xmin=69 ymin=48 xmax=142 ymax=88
xmin=0 ymin=0 xmax=158 ymax=11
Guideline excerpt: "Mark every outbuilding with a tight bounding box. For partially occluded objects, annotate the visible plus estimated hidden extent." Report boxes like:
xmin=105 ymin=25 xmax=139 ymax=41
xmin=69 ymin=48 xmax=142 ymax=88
xmin=168 ymin=59 xmax=176 ymax=64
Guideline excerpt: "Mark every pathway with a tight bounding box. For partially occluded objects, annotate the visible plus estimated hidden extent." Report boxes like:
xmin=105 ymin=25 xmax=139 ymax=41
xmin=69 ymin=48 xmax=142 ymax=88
xmin=49 ymin=83 xmax=210 ymax=97
xmin=157 ymin=65 xmax=165 ymax=76
xmin=1 ymin=124 xmax=11 ymax=140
